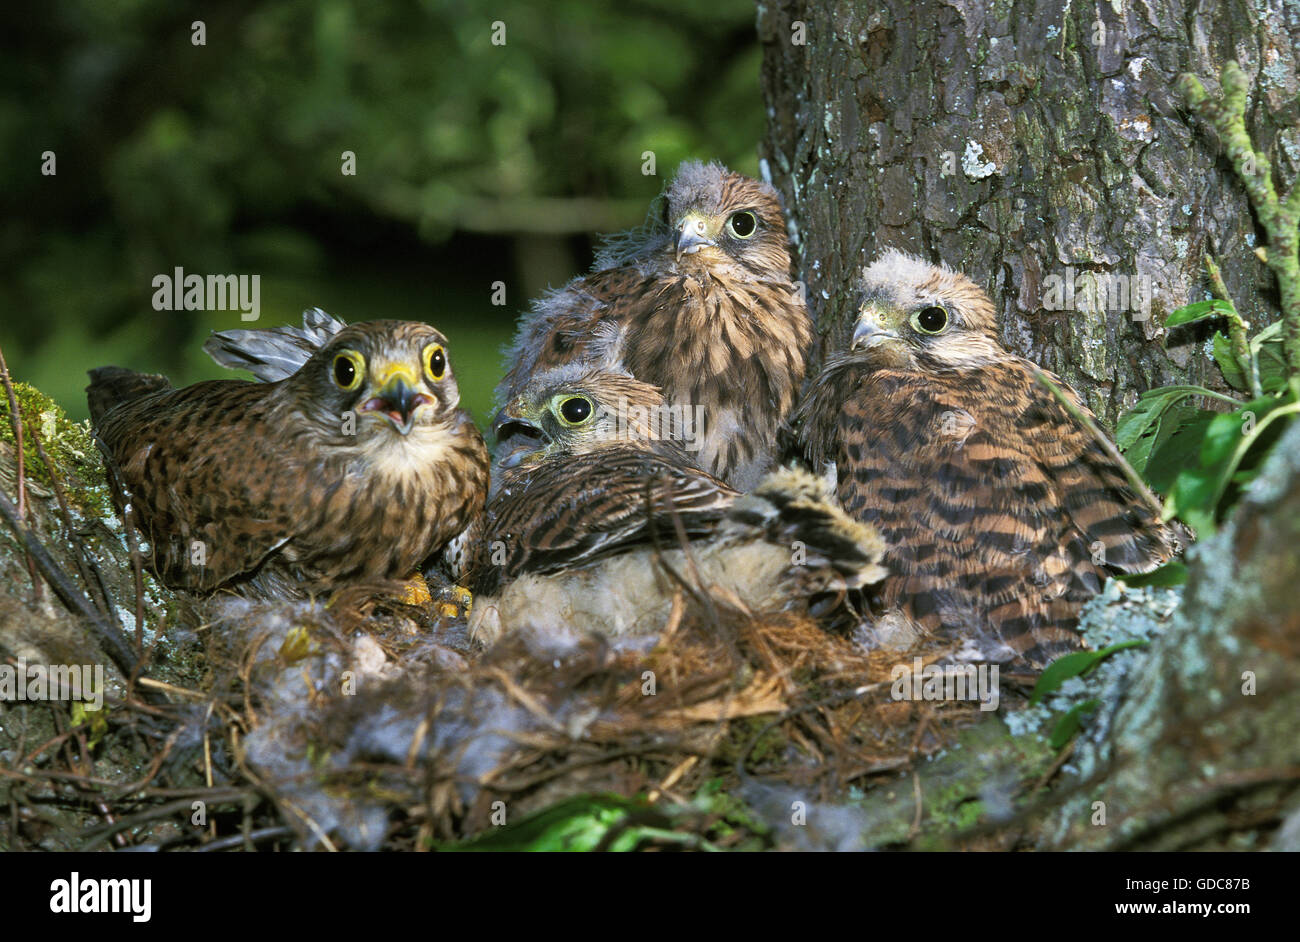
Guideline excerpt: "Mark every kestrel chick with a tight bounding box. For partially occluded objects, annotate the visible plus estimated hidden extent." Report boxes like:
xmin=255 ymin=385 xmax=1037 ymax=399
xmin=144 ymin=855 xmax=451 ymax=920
xmin=466 ymin=370 xmax=885 ymax=644
xmin=491 ymin=362 xmax=691 ymax=477
xmin=496 ymin=161 xmax=813 ymax=491
xmin=794 ymin=250 xmax=1176 ymax=667
xmin=88 ymin=320 xmax=489 ymax=599
xmin=204 ymin=307 xmax=346 ymax=383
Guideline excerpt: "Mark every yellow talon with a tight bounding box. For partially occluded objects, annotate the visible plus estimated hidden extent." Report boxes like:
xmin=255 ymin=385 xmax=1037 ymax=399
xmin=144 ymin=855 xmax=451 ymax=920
xmin=401 ymin=574 xmax=433 ymax=606
xmin=436 ymin=585 xmax=473 ymax=619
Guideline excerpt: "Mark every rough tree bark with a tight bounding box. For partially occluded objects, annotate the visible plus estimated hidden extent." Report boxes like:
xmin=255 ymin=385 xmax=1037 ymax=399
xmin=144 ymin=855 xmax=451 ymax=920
xmin=757 ymin=0 xmax=1300 ymax=849
xmin=758 ymin=0 xmax=1300 ymax=426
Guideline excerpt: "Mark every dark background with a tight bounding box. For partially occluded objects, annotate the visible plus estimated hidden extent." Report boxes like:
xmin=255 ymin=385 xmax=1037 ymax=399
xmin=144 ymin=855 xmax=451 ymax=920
xmin=0 ymin=0 xmax=764 ymax=425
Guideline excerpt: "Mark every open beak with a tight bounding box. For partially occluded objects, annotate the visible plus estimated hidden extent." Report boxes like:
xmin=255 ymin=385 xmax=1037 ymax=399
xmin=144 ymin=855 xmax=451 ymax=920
xmin=359 ymin=368 xmax=432 ymax=436
xmin=675 ymin=213 xmax=716 ymax=258
xmin=493 ymin=410 xmax=547 ymax=469
xmin=851 ymin=308 xmax=901 ymax=351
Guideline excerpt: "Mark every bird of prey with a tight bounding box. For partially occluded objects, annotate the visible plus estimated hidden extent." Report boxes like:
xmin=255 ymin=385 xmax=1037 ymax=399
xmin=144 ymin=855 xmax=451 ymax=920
xmin=793 ymin=250 xmax=1176 ymax=667
xmin=88 ymin=320 xmax=490 ymax=599
xmin=465 ymin=367 xmax=885 ymax=645
xmin=204 ymin=306 xmax=346 ymax=383
xmin=490 ymin=362 xmax=694 ymax=480
xmin=496 ymin=160 xmax=813 ymax=491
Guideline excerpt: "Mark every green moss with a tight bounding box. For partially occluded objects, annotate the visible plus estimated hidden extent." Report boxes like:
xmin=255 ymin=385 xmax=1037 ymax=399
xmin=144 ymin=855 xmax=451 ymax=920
xmin=835 ymin=713 xmax=1060 ymax=849
xmin=716 ymin=716 xmax=787 ymax=765
xmin=1180 ymin=63 xmax=1300 ymax=375
xmin=0 ymin=381 xmax=113 ymax=518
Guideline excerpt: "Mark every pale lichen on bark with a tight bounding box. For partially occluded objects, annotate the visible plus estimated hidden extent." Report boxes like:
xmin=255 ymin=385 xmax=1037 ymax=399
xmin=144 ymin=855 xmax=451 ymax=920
xmin=758 ymin=0 xmax=1300 ymax=426
xmin=1043 ymin=420 xmax=1300 ymax=850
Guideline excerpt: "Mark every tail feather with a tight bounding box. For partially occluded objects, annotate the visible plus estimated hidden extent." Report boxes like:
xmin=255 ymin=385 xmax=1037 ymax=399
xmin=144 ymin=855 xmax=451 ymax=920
xmin=725 ymin=467 xmax=888 ymax=594
xmin=86 ymin=366 xmax=171 ymax=426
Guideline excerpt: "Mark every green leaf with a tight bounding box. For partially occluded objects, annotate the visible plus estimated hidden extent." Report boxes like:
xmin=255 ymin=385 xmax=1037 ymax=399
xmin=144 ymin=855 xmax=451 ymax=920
xmin=1164 ymin=298 xmax=1236 ymax=328
xmin=1162 ymin=408 xmax=1245 ymax=533
xmin=1144 ymin=411 xmax=1214 ymax=494
xmin=1117 ymin=386 xmax=1224 ymax=474
xmin=1116 ymin=388 xmax=1186 ymax=451
xmin=1165 ymin=465 xmax=1219 ymax=534
xmin=1250 ymin=319 xmax=1283 ymax=346
xmin=1199 ymin=408 xmax=1251 ymax=467
xmin=1214 ymin=331 xmax=1248 ymax=391
xmin=440 ymin=795 xmax=639 ymax=852
xmin=71 ymin=699 xmax=108 ymax=751
xmin=1134 ymin=400 xmax=1209 ymax=477
xmin=1207 ymin=319 xmax=1291 ymax=393
xmin=1050 ymin=699 xmax=1100 ymax=750
xmin=438 ymin=794 xmax=718 ymax=852
xmin=1116 ymin=560 xmax=1188 ymax=587
xmin=1029 ymin=640 xmax=1148 ymax=706
xmin=1164 ymin=394 xmax=1299 ymax=532
xmin=1256 ymin=339 xmax=1290 ymax=393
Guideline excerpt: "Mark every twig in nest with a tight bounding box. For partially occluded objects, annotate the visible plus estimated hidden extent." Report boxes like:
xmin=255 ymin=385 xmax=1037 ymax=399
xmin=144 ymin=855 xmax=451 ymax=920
xmin=25 ymin=420 xmax=115 ymax=624
xmin=1031 ymin=738 xmax=1076 ymax=796
xmin=643 ymin=472 xmax=722 ymax=633
xmin=647 ymin=755 xmax=699 ymax=803
xmin=77 ymin=788 xmax=257 ymax=851
xmin=135 ymin=676 xmax=207 ymax=700
xmin=485 ymin=745 xmax=666 ymax=793
xmin=235 ymin=758 xmax=339 ymax=851
xmin=0 ymin=491 xmax=138 ymax=675
xmin=734 ymin=680 xmax=890 ymax=781
xmin=485 ymin=666 xmax=565 ymax=734
xmin=0 ymin=343 xmax=41 ymax=598
xmin=118 ymin=498 xmax=147 ymax=655
xmin=405 ymin=716 xmax=431 ymax=769
xmin=908 ymin=770 xmax=924 ymax=840
xmin=194 ymin=825 xmax=294 ymax=852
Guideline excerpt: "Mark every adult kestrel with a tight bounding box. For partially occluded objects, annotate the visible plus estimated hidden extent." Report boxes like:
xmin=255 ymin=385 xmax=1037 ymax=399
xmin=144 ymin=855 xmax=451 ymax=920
xmin=496 ymin=160 xmax=813 ymax=491
xmin=88 ymin=320 xmax=489 ymax=599
xmin=466 ymin=367 xmax=885 ymax=644
xmin=793 ymin=250 xmax=1176 ymax=667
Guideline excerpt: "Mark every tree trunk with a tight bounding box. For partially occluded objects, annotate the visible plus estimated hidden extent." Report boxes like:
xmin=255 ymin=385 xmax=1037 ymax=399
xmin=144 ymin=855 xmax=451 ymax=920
xmin=1042 ymin=419 xmax=1300 ymax=850
xmin=758 ymin=0 xmax=1300 ymax=426
xmin=757 ymin=0 xmax=1300 ymax=850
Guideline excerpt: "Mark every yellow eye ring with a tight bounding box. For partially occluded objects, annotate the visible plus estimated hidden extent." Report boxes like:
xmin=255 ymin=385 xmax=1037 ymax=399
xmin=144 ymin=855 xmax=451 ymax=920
xmin=331 ymin=350 xmax=365 ymax=391
xmin=554 ymin=395 xmax=594 ymax=426
xmin=726 ymin=210 xmax=758 ymax=239
xmin=423 ymin=343 xmax=447 ymax=382
xmin=911 ymin=305 xmax=949 ymax=335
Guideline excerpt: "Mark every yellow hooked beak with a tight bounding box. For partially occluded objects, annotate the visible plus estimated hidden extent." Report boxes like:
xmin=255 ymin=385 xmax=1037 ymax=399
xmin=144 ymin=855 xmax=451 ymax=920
xmin=851 ymin=304 xmax=903 ymax=351
xmin=358 ymin=364 xmax=432 ymax=435
xmin=675 ymin=211 xmax=718 ymax=257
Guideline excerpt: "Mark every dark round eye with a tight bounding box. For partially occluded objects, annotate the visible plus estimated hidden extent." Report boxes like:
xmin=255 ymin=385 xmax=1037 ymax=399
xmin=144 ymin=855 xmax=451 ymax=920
xmin=726 ymin=211 xmax=757 ymax=239
xmin=559 ymin=396 xmax=592 ymax=425
xmin=914 ymin=305 xmax=948 ymax=334
xmin=423 ymin=343 xmax=446 ymax=381
xmin=331 ymin=351 xmax=363 ymax=390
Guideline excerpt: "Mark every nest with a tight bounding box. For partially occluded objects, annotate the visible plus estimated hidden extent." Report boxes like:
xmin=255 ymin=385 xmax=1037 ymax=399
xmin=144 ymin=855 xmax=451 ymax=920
xmin=0 ymin=374 xmax=1034 ymax=852
xmin=187 ymin=577 xmax=1011 ymax=850
xmin=2 ymin=546 xmax=1020 ymax=851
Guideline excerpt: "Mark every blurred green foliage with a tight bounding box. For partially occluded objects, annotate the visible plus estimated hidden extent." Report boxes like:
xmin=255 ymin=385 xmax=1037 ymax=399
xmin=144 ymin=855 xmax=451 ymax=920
xmin=0 ymin=0 xmax=763 ymax=424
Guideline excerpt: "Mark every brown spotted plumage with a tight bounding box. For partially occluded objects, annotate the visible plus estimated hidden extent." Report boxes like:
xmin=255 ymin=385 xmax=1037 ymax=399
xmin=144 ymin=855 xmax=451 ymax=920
xmin=88 ymin=320 xmax=489 ymax=599
xmin=496 ymin=161 xmax=813 ymax=491
xmin=466 ymin=367 xmax=885 ymax=644
xmin=794 ymin=250 xmax=1176 ymax=667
